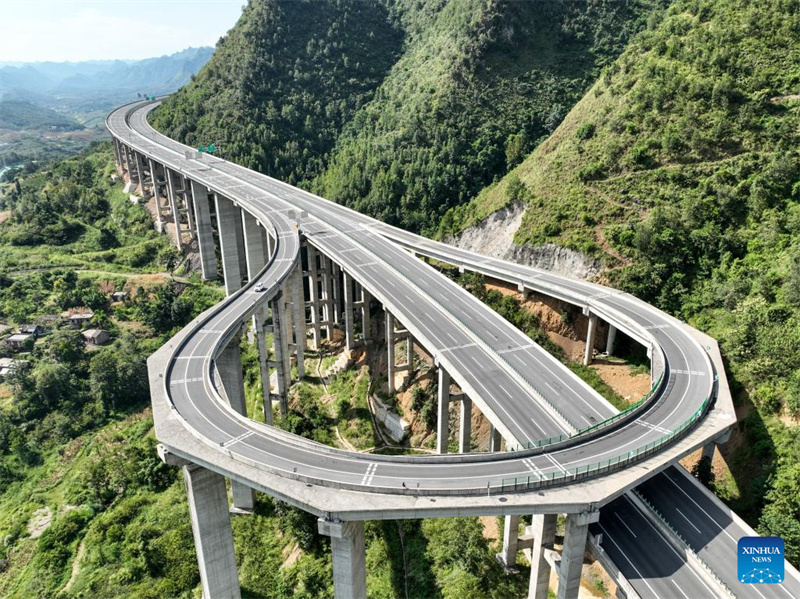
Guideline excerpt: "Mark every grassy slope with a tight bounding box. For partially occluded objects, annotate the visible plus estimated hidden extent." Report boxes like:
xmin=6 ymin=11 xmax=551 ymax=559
xmin=445 ymin=0 xmax=800 ymax=561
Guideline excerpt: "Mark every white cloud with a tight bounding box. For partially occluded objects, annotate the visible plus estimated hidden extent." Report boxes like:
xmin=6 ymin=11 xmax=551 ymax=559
xmin=1 ymin=4 xmax=236 ymax=63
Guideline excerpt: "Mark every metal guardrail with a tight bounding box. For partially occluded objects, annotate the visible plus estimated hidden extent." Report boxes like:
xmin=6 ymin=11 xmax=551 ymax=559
xmin=498 ymin=395 xmax=712 ymax=492
xmin=632 ymin=488 xmax=737 ymax=598
xmin=506 ymin=371 xmax=665 ymax=451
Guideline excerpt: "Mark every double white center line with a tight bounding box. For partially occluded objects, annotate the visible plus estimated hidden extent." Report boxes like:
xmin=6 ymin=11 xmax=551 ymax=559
xmin=360 ymin=463 xmax=378 ymax=486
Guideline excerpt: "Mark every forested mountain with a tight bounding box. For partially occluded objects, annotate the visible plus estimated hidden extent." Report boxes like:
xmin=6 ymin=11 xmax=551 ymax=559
xmin=445 ymin=0 xmax=800 ymax=553
xmin=153 ymin=0 xmax=664 ymax=233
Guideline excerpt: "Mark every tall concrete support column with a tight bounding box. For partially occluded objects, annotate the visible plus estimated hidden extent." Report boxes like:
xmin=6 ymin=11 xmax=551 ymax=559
xmin=183 ymin=464 xmax=241 ymax=599
xmin=241 ymin=211 xmax=267 ymax=279
xmin=605 ymin=324 xmax=617 ymax=356
xmin=386 ymin=312 xmax=395 ymax=394
xmin=583 ymin=314 xmax=598 ymax=366
xmin=331 ymin=263 xmax=341 ymax=324
xmin=343 ymin=273 xmax=355 ymax=351
xmin=134 ymin=152 xmax=146 ymax=192
xmin=489 ymin=425 xmax=502 ymax=452
xmin=148 ymin=158 xmax=164 ymax=230
xmin=307 ymin=245 xmax=322 ymax=348
xmin=122 ymin=145 xmax=135 ymax=182
xmin=215 ymin=194 xmax=244 ymax=295
xmin=557 ymin=512 xmax=598 ymax=599
xmin=459 ymin=396 xmax=472 ymax=453
xmin=405 ymin=335 xmax=414 ymax=377
xmin=291 ymin=264 xmax=306 ymax=379
xmin=270 ymin=295 xmax=289 ymax=415
xmin=182 ymin=173 xmax=197 ymax=239
xmin=165 ymin=168 xmax=183 ymax=250
xmin=528 ymin=514 xmax=557 ymax=599
xmin=437 ymin=367 xmax=451 ymax=454
xmin=498 ymin=515 xmax=520 ymax=568
xmin=112 ymin=139 xmax=122 ymax=171
xmin=216 ymin=339 xmax=255 ymax=511
xmin=190 ymin=180 xmax=218 ymax=280
xmin=361 ymin=289 xmax=371 ymax=342
xmin=318 ymin=519 xmax=367 ymax=599
xmin=255 ymin=312 xmax=272 ymax=425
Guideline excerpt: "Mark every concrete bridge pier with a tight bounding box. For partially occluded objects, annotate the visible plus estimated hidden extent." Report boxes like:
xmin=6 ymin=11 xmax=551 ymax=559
xmin=134 ymin=151 xmax=147 ymax=195
xmin=437 ymin=367 xmax=451 ymax=454
xmin=583 ymin=312 xmax=598 ymax=366
xmin=606 ymin=324 xmax=617 ymax=356
xmin=148 ymin=158 xmax=165 ymax=231
xmin=343 ymin=272 xmax=355 ymax=351
xmin=385 ymin=312 xmax=396 ymax=393
xmin=458 ymin=396 xmax=472 ymax=453
xmin=190 ymin=180 xmax=218 ymax=280
xmin=269 ymin=294 xmax=289 ymax=416
xmin=557 ymin=511 xmax=599 ymax=599
xmin=294 ymin=264 xmax=307 ymax=378
xmin=180 ymin=172 xmax=197 ymax=241
xmin=165 ymin=168 xmax=183 ymax=250
xmin=183 ymin=463 xmax=241 ymax=599
xmin=489 ymin=425 xmax=502 ymax=452
xmin=330 ymin=262 xmax=341 ymax=325
xmin=360 ymin=288 xmax=371 ymax=342
xmin=215 ymin=194 xmax=245 ymax=296
xmin=307 ymin=244 xmax=323 ymax=349
xmin=122 ymin=144 xmax=135 ymax=183
xmin=527 ymin=514 xmax=557 ymax=599
xmin=318 ymin=519 xmax=367 ymax=599
xmin=216 ymin=337 xmax=255 ymax=512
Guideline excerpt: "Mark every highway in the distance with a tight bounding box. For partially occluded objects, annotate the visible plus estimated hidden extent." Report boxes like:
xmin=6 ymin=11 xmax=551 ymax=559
xmin=105 ymin=99 xmax=717 ymax=496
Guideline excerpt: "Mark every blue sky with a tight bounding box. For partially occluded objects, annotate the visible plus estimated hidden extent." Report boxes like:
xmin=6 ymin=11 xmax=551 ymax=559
xmin=0 ymin=0 xmax=245 ymax=63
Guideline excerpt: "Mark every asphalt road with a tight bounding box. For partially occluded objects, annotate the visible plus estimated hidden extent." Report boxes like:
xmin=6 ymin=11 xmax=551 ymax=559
xmin=108 ymin=99 xmax=714 ymax=495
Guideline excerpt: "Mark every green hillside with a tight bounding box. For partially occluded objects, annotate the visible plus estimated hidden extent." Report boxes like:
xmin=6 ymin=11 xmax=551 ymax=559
xmin=154 ymin=0 xmax=664 ymax=233
xmin=151 ymin=0 xmax=404 ymax=187
xmin=0 ymin=101 xmax=83 ymax=131
xmin=445 ymin=0 xmax=800 ymax=556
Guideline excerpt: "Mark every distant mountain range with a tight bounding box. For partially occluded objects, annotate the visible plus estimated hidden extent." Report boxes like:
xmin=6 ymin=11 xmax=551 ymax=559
xmin=0 ymin=47 xmax=214 ymax=99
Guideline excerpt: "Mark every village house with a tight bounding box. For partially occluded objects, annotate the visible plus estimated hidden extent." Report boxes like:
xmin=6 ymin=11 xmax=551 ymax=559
xmin=82 ymin=329 xmax=110 ymax=346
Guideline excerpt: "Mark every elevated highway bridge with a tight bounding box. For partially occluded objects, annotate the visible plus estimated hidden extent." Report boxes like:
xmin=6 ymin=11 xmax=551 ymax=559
xmin=107 ymin=99 xmax=797 ymax=599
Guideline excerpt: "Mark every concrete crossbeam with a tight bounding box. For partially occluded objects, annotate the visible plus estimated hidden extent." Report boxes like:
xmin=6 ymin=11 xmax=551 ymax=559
xmin=528 ymin=514 xmax=557 ymax=599
xmin=318 ymin=519 xmax=367 ymax=599
xmin=215 ymin=194 xmax=244 ymax=296
xmin=437 ymin=367 xmax=450 ymax=454
xmin=190 ymin=180 xmax=218 ymax=280
xmin=183 ymin=464 xmax=241 ymax=599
